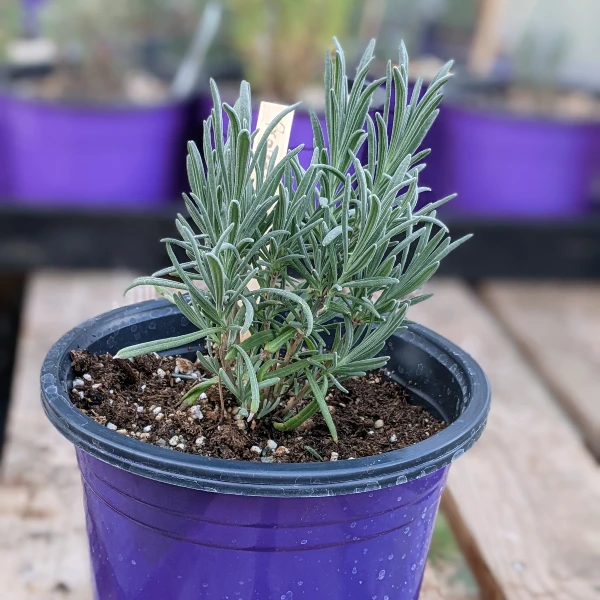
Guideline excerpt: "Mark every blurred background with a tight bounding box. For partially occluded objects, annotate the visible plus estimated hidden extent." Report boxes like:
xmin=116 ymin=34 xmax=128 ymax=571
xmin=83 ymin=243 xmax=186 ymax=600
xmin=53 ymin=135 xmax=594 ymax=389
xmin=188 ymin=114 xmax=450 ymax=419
xmin=0 ymin=0 xmax=598 ymax=212
xmin=0 ymin=2 xmax=599 ymax=598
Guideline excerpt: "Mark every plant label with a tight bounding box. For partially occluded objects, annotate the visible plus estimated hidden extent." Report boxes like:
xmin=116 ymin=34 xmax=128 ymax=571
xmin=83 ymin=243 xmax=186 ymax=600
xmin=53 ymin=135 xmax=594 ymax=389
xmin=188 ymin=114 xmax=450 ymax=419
xmin=243 ymin=101 xmax=296 ymax=310
xmin=252 ymin=101 xmax=295 ymax=182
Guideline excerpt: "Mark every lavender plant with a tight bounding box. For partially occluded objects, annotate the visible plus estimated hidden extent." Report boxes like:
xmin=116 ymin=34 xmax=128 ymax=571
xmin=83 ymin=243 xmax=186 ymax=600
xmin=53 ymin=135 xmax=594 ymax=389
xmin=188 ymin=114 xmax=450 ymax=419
xmin=116 ymin=40 xmax=468 ymax=440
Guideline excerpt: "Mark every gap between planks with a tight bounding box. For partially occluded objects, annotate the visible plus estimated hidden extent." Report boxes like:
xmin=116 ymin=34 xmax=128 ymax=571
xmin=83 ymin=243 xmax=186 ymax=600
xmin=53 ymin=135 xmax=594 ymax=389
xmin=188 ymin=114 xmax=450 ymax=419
xmin=480 ymin=281 xmax=600 ymax=460
xmin=0 ymin=270 xmax=452 ymax=600
xmin=410 ymin=280 xmax=600 ymax=600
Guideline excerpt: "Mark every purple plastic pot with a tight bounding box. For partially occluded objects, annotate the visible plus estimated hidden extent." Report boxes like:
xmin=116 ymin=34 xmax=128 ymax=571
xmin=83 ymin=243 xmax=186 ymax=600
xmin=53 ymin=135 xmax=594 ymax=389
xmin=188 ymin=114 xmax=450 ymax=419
xmin=405 ymin=84 xmax=446 ymax=201
xmin=0 ymin=92 xmax=13 ymax=198
xmin=590 ymin=123 xmax=600 ymax=208
xmin=285 ymin=110 xmax=326 ymax=169
xmin=197 ymin=91 xmax=214 ymax=132
xmin=438 ymin=102 xmax=595 ymax=217
xmin=78 ymin=451 xmax=449 ymax=599
xmin=41 ymin=300 xmax=490 ymax=600
xmin=6 ymin=94 xmax=192 ymax=207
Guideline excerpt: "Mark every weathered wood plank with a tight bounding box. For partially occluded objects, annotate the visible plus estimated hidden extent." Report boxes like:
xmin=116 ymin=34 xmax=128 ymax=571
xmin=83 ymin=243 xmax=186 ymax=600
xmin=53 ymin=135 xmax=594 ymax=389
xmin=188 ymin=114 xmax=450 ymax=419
xmin=0 ymin=271 xmax=135 ymax=599
xmin=420 ymin=563 xmax=446 ymax=600
xmin=411 ymin=280 xmax=600 ymax=600
xmin=481 ymin=282 xmax=600 ymax=458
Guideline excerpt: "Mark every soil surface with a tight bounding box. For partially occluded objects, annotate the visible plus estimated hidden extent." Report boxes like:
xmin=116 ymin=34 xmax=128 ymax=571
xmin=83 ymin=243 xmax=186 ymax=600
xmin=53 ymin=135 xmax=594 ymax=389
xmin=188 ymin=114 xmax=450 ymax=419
xmin=69 ymin=350 xmax=447 ymax=463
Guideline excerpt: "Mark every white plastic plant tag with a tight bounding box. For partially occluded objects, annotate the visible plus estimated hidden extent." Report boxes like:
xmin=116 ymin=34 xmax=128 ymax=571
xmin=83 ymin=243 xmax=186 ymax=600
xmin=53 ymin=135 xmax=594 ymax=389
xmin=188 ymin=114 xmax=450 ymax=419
xmin=246 ymin=102 xmax=294 ymax=294
xmin=252 ymin=101 xmax=295 ymax=182
xmin=242 ymin=102 xmax=295 ymax=338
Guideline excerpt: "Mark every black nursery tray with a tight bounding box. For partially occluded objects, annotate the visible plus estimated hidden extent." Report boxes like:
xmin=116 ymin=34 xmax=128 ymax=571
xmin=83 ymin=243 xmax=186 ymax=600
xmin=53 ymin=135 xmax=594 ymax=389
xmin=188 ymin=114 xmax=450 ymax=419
xmin=1 ymin=204 xmax=600 ymax=279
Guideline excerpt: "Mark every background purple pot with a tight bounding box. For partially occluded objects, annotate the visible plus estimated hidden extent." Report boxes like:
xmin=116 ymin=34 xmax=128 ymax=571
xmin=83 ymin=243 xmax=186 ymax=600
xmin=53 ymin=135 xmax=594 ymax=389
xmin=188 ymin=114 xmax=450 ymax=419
xmin=41 ymin=300 xmax=489 ymax=600
xmin=438 ymin=103 xmax=595 ymax=217
xmin=6 ymin=94 xmax=192 ymax=207
xmin=590 ymin=123 xmax=600 ymax=209
xmin=286 ymin=109 xmax=325 ymax=169
xmin=0 ymin=93 xmax=12 ymax=198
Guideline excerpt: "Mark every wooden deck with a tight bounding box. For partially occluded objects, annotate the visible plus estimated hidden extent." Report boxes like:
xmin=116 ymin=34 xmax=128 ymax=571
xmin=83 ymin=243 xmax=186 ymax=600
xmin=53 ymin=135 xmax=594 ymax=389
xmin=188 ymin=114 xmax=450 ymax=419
xmin=2 ymin=271 xmax=599 ymax=599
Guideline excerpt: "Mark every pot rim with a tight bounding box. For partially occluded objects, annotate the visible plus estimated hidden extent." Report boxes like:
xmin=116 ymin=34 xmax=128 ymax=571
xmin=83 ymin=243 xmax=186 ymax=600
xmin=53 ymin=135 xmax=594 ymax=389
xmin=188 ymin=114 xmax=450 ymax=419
xmin=1 ymin=89 xmax=195 ymax=114
xmin=366 ymin=76 xmax=600 ymax=127
xmin=440 ymin=99 xmax=599 ymax=129
xmin=40 ymin=299 xmax=490 ymax=497
xmin=440 ymin=78 xmax=600 ymax=127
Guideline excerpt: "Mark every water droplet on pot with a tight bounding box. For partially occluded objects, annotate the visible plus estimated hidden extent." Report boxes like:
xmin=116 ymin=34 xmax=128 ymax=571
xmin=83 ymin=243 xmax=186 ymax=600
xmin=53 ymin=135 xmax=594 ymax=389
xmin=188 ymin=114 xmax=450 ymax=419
xmin=378 ymin=569 xmax=386 ymax=580
xmin=396 ymin=475 xmax=408 ymax=485
xmin=352 ymin=567 xmax=357 ymax=574
xmin=300 ymin=540 xmax=307 ymax=545
xmin=411 ymin=564 xmax=416 ymax=571
xmin=388 ymin=554 xmax=394 ymax=560
xmin=350 ymin=522 xmax=356 ymax=528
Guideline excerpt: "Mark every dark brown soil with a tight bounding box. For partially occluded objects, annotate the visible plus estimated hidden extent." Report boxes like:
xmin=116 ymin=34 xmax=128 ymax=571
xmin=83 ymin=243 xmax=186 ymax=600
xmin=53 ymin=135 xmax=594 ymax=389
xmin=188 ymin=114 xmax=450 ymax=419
xmin=69 ymin=350 xmax=447 ymax=463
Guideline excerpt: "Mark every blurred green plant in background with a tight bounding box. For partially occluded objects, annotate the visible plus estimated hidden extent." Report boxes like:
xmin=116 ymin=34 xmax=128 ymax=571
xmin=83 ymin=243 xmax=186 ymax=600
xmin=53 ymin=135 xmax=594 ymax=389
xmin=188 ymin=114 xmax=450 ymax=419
xmin=0 ymin=2 xmax=21 ymax=54
xmin=433 ymin=0 xmax=479 ymax=60
xmin=30 ymin=0 xmax=206 ymax=102
xmin=507 ymin=28 xmax=572 ymax=114
xmin=501 ymin=16 xmax=598 ymax=120
xmin=223 ymin=0 xmax=360 ymax=105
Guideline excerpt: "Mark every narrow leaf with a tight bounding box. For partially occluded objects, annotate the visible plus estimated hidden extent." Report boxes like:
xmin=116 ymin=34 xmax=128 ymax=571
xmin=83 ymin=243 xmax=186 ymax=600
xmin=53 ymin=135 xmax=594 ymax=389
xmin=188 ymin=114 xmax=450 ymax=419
xmin=115 ymin=328 xmax=222 ymax=360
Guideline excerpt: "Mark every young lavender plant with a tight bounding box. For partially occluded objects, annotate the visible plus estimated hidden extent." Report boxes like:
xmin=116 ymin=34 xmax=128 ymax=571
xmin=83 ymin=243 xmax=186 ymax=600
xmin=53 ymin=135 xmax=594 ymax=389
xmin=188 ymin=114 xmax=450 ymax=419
xmin=115 ymin=40 xmax=469 ymax=441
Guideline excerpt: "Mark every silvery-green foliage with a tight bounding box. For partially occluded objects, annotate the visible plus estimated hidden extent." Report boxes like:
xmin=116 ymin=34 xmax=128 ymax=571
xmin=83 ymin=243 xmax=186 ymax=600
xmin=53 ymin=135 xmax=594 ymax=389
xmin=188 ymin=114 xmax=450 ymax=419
xmin=116 ymin=39 xmax=469 ymax=439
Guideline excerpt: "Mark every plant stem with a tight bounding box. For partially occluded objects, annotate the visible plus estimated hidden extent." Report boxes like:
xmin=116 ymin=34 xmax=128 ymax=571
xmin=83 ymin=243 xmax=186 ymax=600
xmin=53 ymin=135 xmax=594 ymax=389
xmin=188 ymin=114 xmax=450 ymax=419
xmin=217 ymin=374 xmax=225 ymax=422
xmin=217 ymin=332 xmax=235 ymax=419
xmin=267 ymin=330 xmax=305 ymax=402
xmin=278 ymin=379 xmax=311 ymax=418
